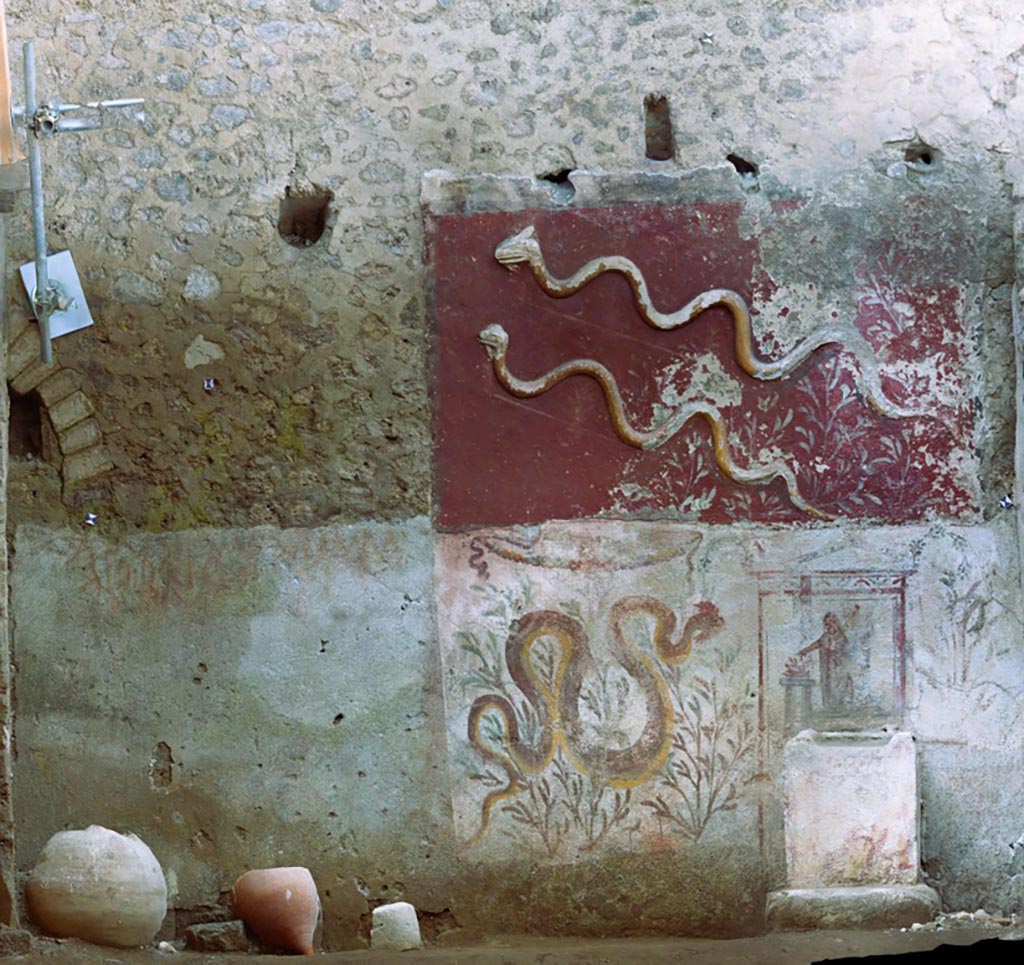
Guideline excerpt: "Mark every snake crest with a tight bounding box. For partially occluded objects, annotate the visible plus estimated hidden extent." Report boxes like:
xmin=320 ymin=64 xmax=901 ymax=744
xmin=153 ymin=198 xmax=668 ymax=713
xmin=482 ymin=224 xmax=928 ymax=518
xmin=466 ymin=596 xmax=724 ymax=844
xmin=494 ymin=225 xmax=543 ymax=269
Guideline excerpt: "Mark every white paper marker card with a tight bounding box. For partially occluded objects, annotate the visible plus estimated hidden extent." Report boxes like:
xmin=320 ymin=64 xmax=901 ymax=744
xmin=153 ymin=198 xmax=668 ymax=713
xmin=19 ymin=249 xmax=95 ymax=338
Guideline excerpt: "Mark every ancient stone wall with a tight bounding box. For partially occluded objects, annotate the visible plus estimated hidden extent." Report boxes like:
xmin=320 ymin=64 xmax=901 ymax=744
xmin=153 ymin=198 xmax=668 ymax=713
xmin=7 ymin=0 xmax=1024 ymax=950
xmin=1 ymin=0 xmax=1020 ymax=529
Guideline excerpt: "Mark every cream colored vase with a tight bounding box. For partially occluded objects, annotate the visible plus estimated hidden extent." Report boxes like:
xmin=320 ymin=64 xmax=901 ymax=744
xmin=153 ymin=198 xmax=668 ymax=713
xmin=26 ymin=825 xmax=167 ymax=948
xmin=232 ymin=866 xmax=320 ymax=955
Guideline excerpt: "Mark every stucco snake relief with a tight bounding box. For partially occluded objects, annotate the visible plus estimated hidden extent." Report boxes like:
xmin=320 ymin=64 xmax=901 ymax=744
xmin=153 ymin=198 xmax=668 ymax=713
xmin=478 ymin=224 xmax=930 ymax=519
xmin=479 ymin=322 xmax=829 ymax=518
xmin=467 ymin=595 xmax=725 ymax=843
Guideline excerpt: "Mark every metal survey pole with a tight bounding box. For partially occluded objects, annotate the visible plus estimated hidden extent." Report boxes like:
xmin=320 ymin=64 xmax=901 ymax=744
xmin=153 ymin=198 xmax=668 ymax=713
xmin=22 ymin=41 xmax=50 ymax=363
xmin=17 ymin=41 xmax=144 ymax=363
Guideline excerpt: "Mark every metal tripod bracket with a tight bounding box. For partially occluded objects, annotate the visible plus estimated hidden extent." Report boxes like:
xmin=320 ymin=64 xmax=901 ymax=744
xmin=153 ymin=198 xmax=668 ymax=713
xmin=17 ymin=41 xmax=144 ymax=363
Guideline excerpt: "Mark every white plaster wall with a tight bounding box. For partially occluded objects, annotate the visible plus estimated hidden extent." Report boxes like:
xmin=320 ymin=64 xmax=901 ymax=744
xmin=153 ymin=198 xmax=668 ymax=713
xmin=10 ymin=519 xmax=450 ymax=948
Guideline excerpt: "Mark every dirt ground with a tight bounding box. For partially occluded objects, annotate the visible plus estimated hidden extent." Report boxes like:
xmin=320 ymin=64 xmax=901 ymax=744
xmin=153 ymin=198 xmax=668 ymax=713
xmin=13 ymin=925 xmax=1024 ymax=965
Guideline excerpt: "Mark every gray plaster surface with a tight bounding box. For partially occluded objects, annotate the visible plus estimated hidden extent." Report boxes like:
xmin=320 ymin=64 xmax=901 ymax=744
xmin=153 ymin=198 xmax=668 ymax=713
xmin=11 ymin=518 xmax=450 ymax=950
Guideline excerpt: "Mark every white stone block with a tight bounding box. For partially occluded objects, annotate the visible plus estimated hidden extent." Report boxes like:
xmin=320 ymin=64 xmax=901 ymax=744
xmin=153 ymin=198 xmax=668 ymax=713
xmin=783 ymin=730 xmax=920 ymax=888
xmin=371 ymin=901 xmax=421 ymax=951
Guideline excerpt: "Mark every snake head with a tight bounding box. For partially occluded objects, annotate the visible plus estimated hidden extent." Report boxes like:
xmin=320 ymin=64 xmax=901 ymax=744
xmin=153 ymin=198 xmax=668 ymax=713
xmin=478 ymin=324 xmax=509 ymax=360
xmin=494 ymin=225 xmax=539 ymax=269
xmin=683 ymin=601 xmax=725 ymax=646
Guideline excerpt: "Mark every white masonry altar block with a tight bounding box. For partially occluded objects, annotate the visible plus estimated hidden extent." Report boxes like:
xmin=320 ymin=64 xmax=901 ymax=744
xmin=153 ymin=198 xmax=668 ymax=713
xmin=767 ymin=730 xmax=940 ymax=930
xmin=786 ymin=730 xmax=919 ymax=887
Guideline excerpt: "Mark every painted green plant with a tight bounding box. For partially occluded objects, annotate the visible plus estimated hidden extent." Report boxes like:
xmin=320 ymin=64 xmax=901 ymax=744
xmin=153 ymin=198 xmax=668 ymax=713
xmin=642 ymin=671 xmax=754 ymax=842
xmin=498 ymin=751 xmax=636 ymax=857
xmin=909 ymin=524 xmax=1015 ymax=687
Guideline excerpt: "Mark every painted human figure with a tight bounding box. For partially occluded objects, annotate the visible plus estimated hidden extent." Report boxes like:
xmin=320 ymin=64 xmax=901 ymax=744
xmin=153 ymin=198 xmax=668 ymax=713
xmin=796 ymin=608 xmax=862 ymax=713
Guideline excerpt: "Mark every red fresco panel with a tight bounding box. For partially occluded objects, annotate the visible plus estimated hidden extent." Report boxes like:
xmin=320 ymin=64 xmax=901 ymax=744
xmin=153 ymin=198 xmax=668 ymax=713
xmin=427 ymin=201 xmax=974 ymax=530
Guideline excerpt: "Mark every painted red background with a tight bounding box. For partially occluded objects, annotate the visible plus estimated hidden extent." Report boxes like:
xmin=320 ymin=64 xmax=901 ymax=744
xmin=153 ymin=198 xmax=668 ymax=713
xmin=427 ymin=202 xmax=973 ymax=530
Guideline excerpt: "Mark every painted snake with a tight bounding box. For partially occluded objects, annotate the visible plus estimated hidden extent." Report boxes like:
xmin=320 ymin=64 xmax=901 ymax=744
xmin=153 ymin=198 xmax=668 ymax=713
xmin=467 ymin=597 xmax=724 ymax=843
xmin=478 ymin=323 xmax=831 ymax=519
xmin=491 ymin=224 xmax=919 ymax=422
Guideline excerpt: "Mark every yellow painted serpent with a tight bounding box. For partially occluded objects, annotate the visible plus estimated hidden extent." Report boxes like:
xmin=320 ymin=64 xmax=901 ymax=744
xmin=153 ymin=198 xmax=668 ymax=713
xmin=467 ymin=597 xmax=724 ymax=843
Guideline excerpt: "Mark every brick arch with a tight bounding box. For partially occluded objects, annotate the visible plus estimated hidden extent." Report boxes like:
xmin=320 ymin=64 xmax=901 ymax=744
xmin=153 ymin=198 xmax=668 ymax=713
xmin=6 ymin=313 xmax=112 ymax=488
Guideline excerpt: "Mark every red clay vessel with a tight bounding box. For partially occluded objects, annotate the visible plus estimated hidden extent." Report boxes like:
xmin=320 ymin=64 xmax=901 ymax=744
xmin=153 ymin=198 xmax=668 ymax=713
xmin=231 ymin=866 xmax=319 ymax=955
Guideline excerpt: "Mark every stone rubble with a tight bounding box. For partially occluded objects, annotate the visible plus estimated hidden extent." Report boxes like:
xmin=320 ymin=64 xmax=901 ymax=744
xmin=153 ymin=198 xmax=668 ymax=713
xmin=903 ymin=910 xmax=1018 ymax=932
xmin=182 ymin=919 xmax=249 ymax=953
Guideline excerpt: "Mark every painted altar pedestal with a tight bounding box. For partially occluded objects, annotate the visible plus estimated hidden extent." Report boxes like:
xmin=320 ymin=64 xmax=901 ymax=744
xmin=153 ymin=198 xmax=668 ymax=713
xmin=766 ymin=730 xmax=940 ymax=930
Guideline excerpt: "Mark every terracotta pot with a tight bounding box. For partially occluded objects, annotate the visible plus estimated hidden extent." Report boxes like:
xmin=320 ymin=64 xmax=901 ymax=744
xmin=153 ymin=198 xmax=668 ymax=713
xmin=25 ymin=825 xmax=167 ymax=948
xmin=231 ymin=866 xmax=320 ymax=955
